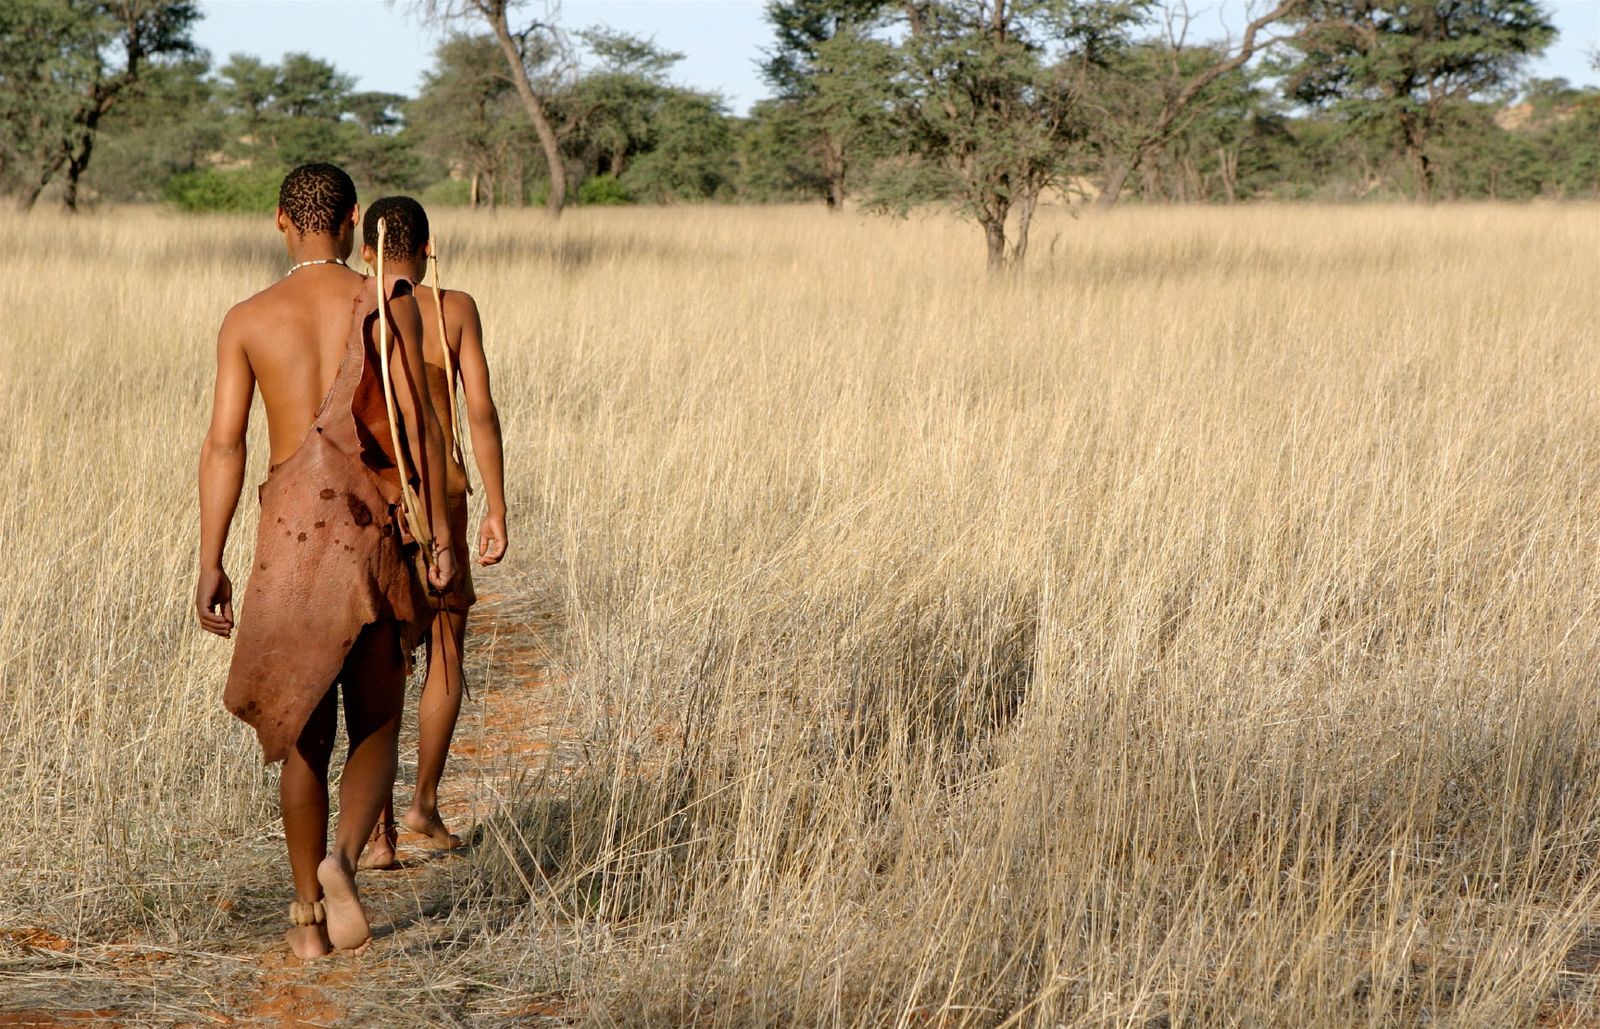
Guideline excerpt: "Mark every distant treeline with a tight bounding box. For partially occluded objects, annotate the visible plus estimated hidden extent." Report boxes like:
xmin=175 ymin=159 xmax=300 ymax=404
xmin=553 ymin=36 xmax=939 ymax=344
xmin=3 ymin=1 xmax=1597 ymax=263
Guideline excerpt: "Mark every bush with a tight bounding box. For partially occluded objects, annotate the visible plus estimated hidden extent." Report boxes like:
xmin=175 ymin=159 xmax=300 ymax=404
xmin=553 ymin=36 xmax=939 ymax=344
xmin=162 ymin=166 xmax=283 ymax=214
xmin=421 ymin=177 xmax=473 ymax=207
xmin=578 ymin=174 xmax=633 ymax=206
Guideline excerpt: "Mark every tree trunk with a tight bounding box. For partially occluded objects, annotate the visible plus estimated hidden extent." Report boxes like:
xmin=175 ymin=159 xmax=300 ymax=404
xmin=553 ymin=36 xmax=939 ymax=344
xmin=15 ymin=153 xmax=63 ymax=213
xmin=15 ymin=180 xmax=48 ymax=213
xmin=1218 ymin=146 xmax=1238 ymax=204
xmin=1401 ymin=115 xmax=1432 ymax=203
xmin=1176 ymin=156 xmax=1191 ymax=203
xmin=508 ymin=149 xmax=524 ymax=207
xmin=1408 ymin=143 xmax=1432 ymax=203
xmin=982 ymin=214 xmax=1007 ymax=274
xmin=470 ymin=171 xmax=480 ymax=209
xmin=1008 ymin=185 xmax=1037 ymax=270
xmin=1141 ymin=163 xmax=1161 ymax=201
xmin=1097 ymin=158 xmax=1133 ymax=209
xmin=822 ymin=134 xmax=846 ymax=212
xmin=828 ymin=170 xmax=846 ymax=211
xmin=978 ymin=189 xmax=1012 ymax=274
xmin=487 ymin=7 xmax=566 ymax=216
xmin=62 ymin=128 xmax=96 ymax=212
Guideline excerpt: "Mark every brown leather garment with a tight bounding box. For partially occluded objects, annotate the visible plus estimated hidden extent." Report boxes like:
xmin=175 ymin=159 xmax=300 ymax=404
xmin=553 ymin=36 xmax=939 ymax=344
xmin=224 ymin=278 xmax=430 ymax=764
xmin=424 ymin=362 xmax=475 ymax=613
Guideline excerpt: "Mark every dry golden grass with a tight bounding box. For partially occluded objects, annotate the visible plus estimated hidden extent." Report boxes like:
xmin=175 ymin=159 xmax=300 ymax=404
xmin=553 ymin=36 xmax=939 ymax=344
xmin=3 ymin=202 xmax=1600 ymax=1024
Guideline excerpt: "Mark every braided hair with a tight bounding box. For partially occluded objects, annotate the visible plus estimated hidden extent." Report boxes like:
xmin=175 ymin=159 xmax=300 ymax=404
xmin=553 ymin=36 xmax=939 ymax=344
xmin=277 ymin=163 xmax=357 ymax=236
xmin=362 ymin=196 xmax=429 ymax=261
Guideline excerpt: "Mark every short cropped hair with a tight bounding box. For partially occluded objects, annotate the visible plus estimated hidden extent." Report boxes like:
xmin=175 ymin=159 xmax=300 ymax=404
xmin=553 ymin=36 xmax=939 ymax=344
xmin=363 ymin=196 xmax=429 ymax=261
xmin=278 ymin=163 xmax=357 ymax=236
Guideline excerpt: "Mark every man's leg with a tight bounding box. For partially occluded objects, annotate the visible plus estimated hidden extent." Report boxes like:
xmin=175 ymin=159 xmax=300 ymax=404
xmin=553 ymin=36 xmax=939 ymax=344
xmin=283 ymin=686 xmax=337 ymax=960
xmin=357 ymin=800 xmax=399 ymax=870
xmin=357 ymin=608 xmax=468 ymax=868
xmin=405 ymin=608 xmax=468 ymax=848
xmin=317 ymin=620 xmax=405 ymax=950
xmin=358 ymin=783 xmax=399 ymax=870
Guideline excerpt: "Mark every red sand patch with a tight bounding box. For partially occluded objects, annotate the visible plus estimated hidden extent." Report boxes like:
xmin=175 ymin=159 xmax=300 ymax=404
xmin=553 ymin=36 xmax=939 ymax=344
xmin=1538 ymin=1004 xmax=1600 ymax=1028
xmin=4 ymin=928 xmax=73 ymax=952
xmin=244 ymin=982 xmax=343 ymax=1027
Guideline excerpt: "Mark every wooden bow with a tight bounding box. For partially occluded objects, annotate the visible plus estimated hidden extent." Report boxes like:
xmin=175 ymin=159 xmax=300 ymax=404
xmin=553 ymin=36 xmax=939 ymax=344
xmin=427 ymin=234 xmax=470 ymax=486
xmin=374 ymin=217 xmax=435 ymax=571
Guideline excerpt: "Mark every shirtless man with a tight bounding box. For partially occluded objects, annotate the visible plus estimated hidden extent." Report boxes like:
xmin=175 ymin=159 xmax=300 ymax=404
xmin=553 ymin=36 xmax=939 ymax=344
xmin=352 ymin=196 xmax=509 ymax=869
xmin=196 ymin=163 xmax=456 ymax=960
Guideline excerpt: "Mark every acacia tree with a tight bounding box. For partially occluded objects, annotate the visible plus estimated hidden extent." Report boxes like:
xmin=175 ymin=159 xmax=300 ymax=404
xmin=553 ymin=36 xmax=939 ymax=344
xmin=866 ymin=0 xmax=1145 ymax=272
xmin=1282 ymin=0 xmax=1555 ymax=201
xmin=0 ymin=1 xmax=94 ymax=209
xmin=762 ymin=0 xmax=895 ymax=209
xmin=737 ymin=98 xmax=833 ymax=200
xmin=264 ymin=54 xmax=358 ymax=167
xmin=1 ymin=0 xmax=198 ymax=211
xmin=213 ymin=53 xmax=357 ymax=168
xmin=411 ymin=35 xmax=515 ymax=207
xmin=616 ymin=89 xmax=736 ymax=202
xmin=1090 ymin=0 xmax=1301 ymax=206
xmin=82 ymin=56 xmax=220 ymax=202
xmin=214 ymin=55 xmax=278 ymax=141
xmin=413 ymin=0 xmax=573 ymax=215
xmin=566 ymin=28 xmax=683 ymax=180
xmin=1088 ymin=40 xmax=1271 ymax=201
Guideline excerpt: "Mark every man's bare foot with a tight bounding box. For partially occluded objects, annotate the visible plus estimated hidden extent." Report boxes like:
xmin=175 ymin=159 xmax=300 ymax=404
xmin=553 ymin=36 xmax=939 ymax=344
xmin=357 ymin=819 xmax=398 ymax=871
xmin=315 ymin=857 xmax=371 ymax=951
xmin=402 ymin=807 xmax=463 ymax=850
xmin=285 ymin=923 xmax=331 ymax=961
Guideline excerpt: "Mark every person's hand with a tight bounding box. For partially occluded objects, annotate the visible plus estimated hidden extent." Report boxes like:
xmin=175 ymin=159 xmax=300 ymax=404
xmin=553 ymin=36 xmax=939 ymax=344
xmin=197 ymin=567 xmax=235 ymax=638
xmin=429 ymin=545 xmax=457 ymax=593
xmin=478 ymin=512 xmax=508 ymax=566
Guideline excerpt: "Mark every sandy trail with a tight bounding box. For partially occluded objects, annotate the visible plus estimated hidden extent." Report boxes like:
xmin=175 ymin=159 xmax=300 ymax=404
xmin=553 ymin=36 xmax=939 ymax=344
xmin=1 ymin=596 xmax=577 ymax=1026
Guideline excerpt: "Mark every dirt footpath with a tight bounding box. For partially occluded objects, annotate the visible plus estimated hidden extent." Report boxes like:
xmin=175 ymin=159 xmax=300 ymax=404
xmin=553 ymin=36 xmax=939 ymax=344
xmin=1 ymin=596 xmax=577 ymax=1026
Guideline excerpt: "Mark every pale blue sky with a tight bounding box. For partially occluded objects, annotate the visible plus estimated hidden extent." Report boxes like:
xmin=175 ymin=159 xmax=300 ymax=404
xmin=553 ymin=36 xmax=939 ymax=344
xmin=196 ymin=0 xmax=1600 ymax=116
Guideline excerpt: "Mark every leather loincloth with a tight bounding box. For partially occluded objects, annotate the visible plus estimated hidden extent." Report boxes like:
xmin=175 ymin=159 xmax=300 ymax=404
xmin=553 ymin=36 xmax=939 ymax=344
xmin=224 ymin=277 xmax=430 ymax=763
xmin=424 ymin=362 xmax=475 ymax=613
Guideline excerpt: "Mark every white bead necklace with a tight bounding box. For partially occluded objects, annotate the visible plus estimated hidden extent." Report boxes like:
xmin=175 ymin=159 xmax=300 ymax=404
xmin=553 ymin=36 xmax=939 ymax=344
xmin=284 ymin=257 xmax=348 ymax=278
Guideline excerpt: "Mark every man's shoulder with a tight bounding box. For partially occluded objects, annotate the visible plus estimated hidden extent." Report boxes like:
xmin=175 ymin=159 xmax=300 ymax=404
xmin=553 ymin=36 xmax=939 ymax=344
xmin=222 ymin=271 xmax=367 ymax=344
xmin=441 ymin=287 xmax=481 ymax=322
xmin=236 ymin=270 xmax=371 ymax=315
xmin=219 ymin=282 xmax=280 ymax=343
xmin=232 ymin=272 xmax=311 ymax=315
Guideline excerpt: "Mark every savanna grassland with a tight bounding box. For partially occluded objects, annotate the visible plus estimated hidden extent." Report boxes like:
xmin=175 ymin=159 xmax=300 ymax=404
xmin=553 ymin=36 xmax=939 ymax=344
xmin=3 ymin=203 xmax=1600 ymax=1025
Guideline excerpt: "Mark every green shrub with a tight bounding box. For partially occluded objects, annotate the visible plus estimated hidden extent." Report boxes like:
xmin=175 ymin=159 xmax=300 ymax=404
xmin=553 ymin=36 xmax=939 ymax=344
xmin=421 ymin=177 xmax=473 ymax=207
xmin=163 ymin=166 xmax=283 ymax=214
xmin=578 ymin=174 xmax=632 ymax=206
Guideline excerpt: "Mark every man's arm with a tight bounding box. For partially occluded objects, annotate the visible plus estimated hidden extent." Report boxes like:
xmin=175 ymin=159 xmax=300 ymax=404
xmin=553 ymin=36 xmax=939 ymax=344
xmin=387 ymin=290 xmax=455 ymax=590
xmin=196 ymin=308 xmax=255 ymax=637
xmin=452 ymin=293 xmax=508 ymax=566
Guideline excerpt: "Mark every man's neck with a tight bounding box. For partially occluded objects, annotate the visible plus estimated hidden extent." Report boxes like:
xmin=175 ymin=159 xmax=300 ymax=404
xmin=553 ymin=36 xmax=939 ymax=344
xmin=384 ymin=260 xmax=426 ymax=283
xmin=289 ymin=234 xmax=347 ymax=265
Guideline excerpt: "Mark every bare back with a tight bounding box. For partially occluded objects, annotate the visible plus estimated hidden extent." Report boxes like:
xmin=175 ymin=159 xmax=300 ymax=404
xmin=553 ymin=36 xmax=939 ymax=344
xmin=412 ymin=283 xmax=464 ymax=370
xmin=229 ymin=265 xmax=374 ymax=465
